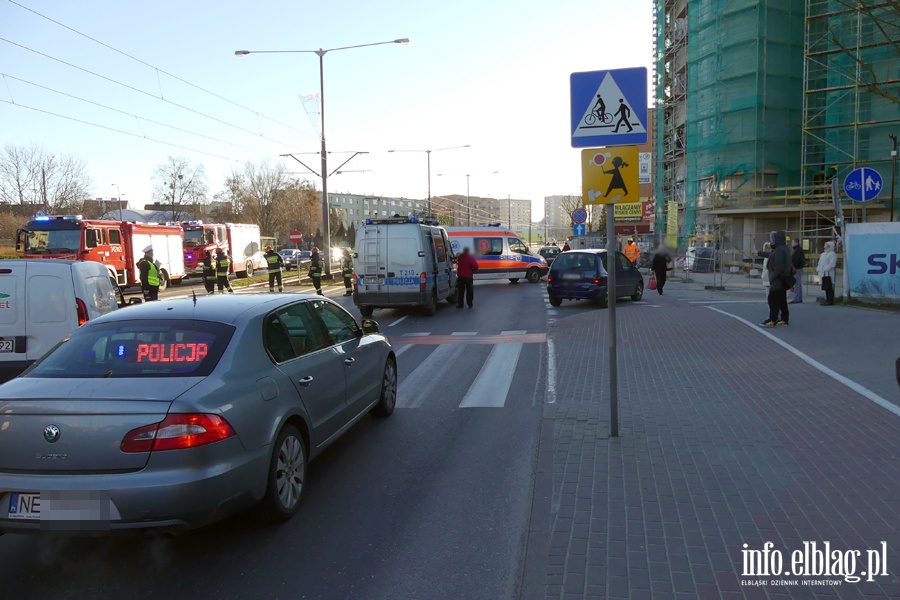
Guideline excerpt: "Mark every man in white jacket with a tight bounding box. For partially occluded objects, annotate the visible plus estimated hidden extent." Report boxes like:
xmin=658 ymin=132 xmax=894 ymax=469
xmin=816 ymin=241 xmax=838 ymax=306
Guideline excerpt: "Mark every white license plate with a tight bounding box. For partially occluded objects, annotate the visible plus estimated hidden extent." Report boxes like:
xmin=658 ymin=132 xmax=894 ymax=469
xmin=8 ymin=492 xmax=40 ymax=520
xmin=562 ymin=273 xmax=581 ymax=280
xmin=0 ymin=340 xmax=13 ymax=353
xmin=363 ymin=278 xmax=379 ymax=285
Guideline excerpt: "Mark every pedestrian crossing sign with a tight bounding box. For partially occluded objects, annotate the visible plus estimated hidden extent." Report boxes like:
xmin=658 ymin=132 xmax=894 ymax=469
xmin=570 ymin=67 xmax=648 ymax=148
xmin=582 ymin=146 xmax=640 ymax=206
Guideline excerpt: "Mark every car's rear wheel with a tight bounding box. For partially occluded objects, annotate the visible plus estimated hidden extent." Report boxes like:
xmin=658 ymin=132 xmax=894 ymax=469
xmin=598 ymin=291 xmax=609 ymax=308
xmin=245 ymin=261 xmax=254 ymax=278
xmin=549 ymin=295 xmax=562 ymax=307
xmin=371 ymin=358 xmax=397 ymax=417
xmin=509 ymin=278 xmax=520 ymax=283
xmin=424 ymin=291 xmax=437 ymax=316
xmin=631 ymin=280 xmax=644 ymax=301
xmin=360 ymin=306 xmax=374 ymax=317
xmin=526 ymin=268 xmax=541 ymax=283
xmin=255 ymin=424 xmax=306 ymax=522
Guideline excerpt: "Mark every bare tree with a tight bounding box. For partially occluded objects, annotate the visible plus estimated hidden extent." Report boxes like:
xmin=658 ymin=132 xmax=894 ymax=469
xmin=152 ymin=156 xmax=209 ymax=221
xmin=0 ymin=143 xmax=92 ymax=211
xmin=212 ymin=169 xmax=247 ymax=222
xmin=240 ymin=159 xmax=290 ymax=237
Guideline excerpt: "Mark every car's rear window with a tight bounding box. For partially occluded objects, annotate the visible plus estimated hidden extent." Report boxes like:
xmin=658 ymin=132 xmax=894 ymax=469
xmin=541 ymin=247 xmax=560 ymax=256
xmin=24 ymin=320 xmax=234 ymax=379
xmin=552 ymin=253 xmax=600 ymax=271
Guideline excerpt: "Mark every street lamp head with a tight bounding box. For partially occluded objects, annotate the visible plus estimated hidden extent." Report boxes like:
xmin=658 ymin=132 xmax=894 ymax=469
xmin=234 ymin=50 xmax=250 ymax=56
xmin=395 ymin=38 xmax=410 ymax=45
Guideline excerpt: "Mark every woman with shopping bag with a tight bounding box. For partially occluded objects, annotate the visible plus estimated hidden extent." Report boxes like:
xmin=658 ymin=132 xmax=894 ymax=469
xmin=650 ymin=246 xmax=673 ymax=295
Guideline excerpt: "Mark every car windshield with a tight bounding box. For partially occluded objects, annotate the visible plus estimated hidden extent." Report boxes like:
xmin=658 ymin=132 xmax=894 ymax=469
xmin=24 ymin=229 xmax=81 ymax=254
xmin=24 ymin=320 xmax=235 ymax=379
xmin=552 ymin=252 xmax=599 ymax=271
xmin=183 ymin=229 xmax=205 ymax=247
xmin=299 ymin=251 xmax=311 ymax=258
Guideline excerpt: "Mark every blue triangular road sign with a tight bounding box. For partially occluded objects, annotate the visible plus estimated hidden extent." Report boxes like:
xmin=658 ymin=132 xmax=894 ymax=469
xmin=571 ymin=67 xmax=648 ymax=148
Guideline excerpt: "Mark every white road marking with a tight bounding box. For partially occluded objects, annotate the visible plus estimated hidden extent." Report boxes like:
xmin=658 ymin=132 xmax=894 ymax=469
xmin=459 ymin=343 xmax=523 ymax=408
xmin=402 ymin=332 xmax=431 ymax=337
xmin=546 ymin=338 xmax=557 ymax=405
xmin=501 ymin=330 xmax=527 ymax=335
xmin=548 ymin=309 xmax=558 ymax=316
xmin=688 ymin=300 xmax=766 ymax=304
xmin=394 ymin=345 xmax=413 ymax=358
xmin=397 ymin=344 xmax=467 ymax=408
xmin=709 ymin=307 xmax=900 ymax=417
xmin=451 ymin=331 xmax=478 ymax=336
xmin=388 ymin=315 xmax=408 ymax=327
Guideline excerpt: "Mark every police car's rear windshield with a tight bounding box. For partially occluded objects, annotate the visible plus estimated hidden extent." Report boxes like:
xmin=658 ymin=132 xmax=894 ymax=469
xmin=24 ymin=320 xmax=234 ymax=378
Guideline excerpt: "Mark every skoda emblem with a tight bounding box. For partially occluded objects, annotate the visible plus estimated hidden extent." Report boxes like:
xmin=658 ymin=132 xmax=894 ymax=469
xmin=43 ymin=425 xmax=61 ymax=443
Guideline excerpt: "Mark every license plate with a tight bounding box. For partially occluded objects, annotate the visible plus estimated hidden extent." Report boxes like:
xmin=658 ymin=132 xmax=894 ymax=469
xmin=7 ymin=492 xmax=40 ymax=520
xmin=562 ymin=273 xmax=581 ymax=280
xmin=363 ymin=278 xmax=379 ymax=285
xmin=0 ymin=340 xmax=13 ymax=353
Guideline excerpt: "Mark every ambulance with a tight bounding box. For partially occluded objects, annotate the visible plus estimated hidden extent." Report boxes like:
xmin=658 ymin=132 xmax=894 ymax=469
xmin=444 ymin=225 xmax=548 ymax=283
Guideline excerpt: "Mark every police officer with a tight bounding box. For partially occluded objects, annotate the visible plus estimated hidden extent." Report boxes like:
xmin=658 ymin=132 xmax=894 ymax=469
xmin=137 ymin=246 xmax=160 ymax=301
xmin=201 ymin=253 xmax=217 ymax=295
xmin=340 ymin=248 xmax=353 ymax=296
xmin=215 ymin=247 xmax=234 ymax=294
xmin=264 ymin=245 xmax=285 ymax=293
xmin=309 ymin=246 xmax=324 ymax=295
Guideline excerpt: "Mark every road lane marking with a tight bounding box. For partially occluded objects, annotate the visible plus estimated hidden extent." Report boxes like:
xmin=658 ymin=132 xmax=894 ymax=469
xmin=689 ymin=300 xmax=766 ymax=304
xmin=459 ymin=343 xmax=523 ymax=408
xmin=394 ymin=345 xmax=412 ymax=358
xmin=451 ymin=331 xmax=478 ymax=336
xmin=546 ymin=338 xmax=557 ymax=405
xmin=397 ymin=344 xmax=467 ymax=409
xmin=708 ymin=307 xmax=900 ymax=417
xmin=402 ymin=332 xmax=431 ymax=337
xmin=388 ymin=315 xmax=408 ymax=327
xmin=392 ymin=333 xmax=546 ymax=345
xmin=501 ymin=330 xmax=527 ymax=335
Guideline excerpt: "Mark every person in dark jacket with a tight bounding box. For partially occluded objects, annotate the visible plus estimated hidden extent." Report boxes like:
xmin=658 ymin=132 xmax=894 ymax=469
xmin=201 ymin=254 xmax=217 ymax=295
xmin=309 ymin=247 xmax=324 ymax=295
xmin=264 ymin=246 xmax=285 ymax=292
xmin=137 ymin=246 xmax=160 ymax=301
xmin=215 ymin=248 xmax=234 ymax=294
xmin=789 ymin=238 xmax=806 ymax=304
xmin=761 ymin=230 xmax=792 ymax=327
xmin=455 ymin=247 xmax=479 ymax=308
xmin=650 ymin=246 xmax=673 ymax=295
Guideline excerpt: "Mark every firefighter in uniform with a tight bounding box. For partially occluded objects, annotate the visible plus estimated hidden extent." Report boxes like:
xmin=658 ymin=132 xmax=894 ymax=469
xmin=215 ymin=248 xmax=234 ymax=293
xmin=264 ymin=245 xmax=285 ymax=292
xmin=309 ymin=246 xmax=324 ymax=295
xmin=137 ymin=246 xmax=160 ymax=301
xmin=201 ymin=254 xmax=217 ymax=295
xmin=340 ymin=248 xmax=354 ymax=296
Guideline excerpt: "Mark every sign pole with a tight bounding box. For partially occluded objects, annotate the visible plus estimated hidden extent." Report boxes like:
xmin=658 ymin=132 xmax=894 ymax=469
xmin=606 ymin=202 xmax=618 ymax=438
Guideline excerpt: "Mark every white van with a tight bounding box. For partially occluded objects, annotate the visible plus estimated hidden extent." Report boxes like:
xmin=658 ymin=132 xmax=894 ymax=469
xmin=444 ymin=225 xmax=549 ymax=283
xmin=354 ymin=217 xmax=457 ymax=317
xmin=0 ymin=260 xmax=121 ymax=382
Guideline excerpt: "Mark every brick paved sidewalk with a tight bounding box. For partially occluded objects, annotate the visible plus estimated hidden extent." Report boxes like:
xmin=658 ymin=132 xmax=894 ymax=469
xmin=524 ymin=300 xmax=900 ymax=599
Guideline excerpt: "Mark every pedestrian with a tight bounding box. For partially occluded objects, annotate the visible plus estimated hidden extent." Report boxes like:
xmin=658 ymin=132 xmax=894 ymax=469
xmin=760 ymin=230 xmax=792 ymax=327
xmin=562 ymin=242 xmax=570 ymax=252
xmin=816 ymin=241 xmax=837 ymax=306
xmin=264 ymin=245 xmax=284 ymax=293
xmin=137 ymin=246 xmax=160 ymax=301
xmin=309 ymin=246 xmax=324 ymax=295
xmin=650 ymin=246 xmax=672 ymax=295
xmin=201 ymin=253 xmax=217 ymax=295
xmin=340 ymin=248 xmax=354 ymax=297
xmin=215 ymin=248 xmax=234 ymax=294
xmin=789 ymin=238 xmax=806 ymax=303
xmin=623 ymin=238 xmax=641 ymax=268
xmin=759 ymin=242 xmax=773 ymax=300
xmin=455 ymin=247 xmax=479 ymax=309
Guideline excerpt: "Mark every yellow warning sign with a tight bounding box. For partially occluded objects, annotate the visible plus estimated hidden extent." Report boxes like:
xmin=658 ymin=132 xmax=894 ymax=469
xmin=581 ymin=146 xmax=640 ymax=205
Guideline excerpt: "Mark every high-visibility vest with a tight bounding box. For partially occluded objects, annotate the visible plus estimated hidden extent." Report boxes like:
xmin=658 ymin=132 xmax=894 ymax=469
xmin=216 ymin=256 xmax=231 ymax=276
xmin=309 ymin=256 xmax=322 ymax=275
xmin=624 ymin=244 xmax=641 ymax=264
xmin=341 ymin=257 xmax=353 ymax=277
xmin=266 ymin=252 xmax=282 ymax=272
xmin=139 ymin=258 xmax=160 ymax=286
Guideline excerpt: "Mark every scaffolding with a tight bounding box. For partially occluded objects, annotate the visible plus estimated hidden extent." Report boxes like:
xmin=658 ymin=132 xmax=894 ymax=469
xmin=800 ymin=0 xmax=900 ymax=223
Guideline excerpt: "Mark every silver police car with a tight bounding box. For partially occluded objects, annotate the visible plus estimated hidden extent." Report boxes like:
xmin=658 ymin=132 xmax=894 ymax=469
xmin=0 ymin=294 xmax=397 ymax=534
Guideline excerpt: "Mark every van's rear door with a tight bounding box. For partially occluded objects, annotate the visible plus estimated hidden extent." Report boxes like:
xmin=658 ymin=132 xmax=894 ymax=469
xmin=0 ymin=262 xmax=28 ymax=365
xmin=357 ymin=224 xmax=388 ymax=302
xmin=25 ymin=262 xmax=78 ymax=361
xmin=428 ymin=228 xmax=451 ymax=300
xmin=386 ymin=226 xmax=422 ymax=304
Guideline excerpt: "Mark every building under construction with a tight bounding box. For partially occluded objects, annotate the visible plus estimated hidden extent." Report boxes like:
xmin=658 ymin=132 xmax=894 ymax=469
xmin=654 ymin=0 xmax=898 ymax=253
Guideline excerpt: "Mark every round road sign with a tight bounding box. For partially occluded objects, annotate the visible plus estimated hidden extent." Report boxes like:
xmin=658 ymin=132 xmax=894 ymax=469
xmin=289 ymin=230 xmax=303 ymax=243
xmin=843 ymin=167 xmax=883 ymax=202
xmin=572 ymin=208 xmax=588 ymax=224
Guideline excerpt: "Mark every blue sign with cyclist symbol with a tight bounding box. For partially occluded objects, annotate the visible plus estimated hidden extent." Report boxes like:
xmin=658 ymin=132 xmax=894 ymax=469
xmin=572 ymin=208 xmax=587 ymax=224
xmin=570 ymin=67 xmax=648 ymax=148
xmin=844 ymin=167 xmax=883 ymax=202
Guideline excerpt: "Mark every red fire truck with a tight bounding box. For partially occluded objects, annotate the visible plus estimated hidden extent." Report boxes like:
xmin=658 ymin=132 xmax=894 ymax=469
xmin=17 ymin=215 xmax=186 ymax=290
xmin=181 ymin=221 xmax=266 ymax=278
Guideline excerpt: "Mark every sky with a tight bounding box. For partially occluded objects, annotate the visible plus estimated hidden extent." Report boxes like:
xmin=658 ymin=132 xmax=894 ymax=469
xmin=0 ymin=0 xmax=654 ymax=221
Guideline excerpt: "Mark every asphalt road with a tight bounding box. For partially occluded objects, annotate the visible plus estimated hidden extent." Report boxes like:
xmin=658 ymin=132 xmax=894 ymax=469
xmin=0 ymin=279 xmax=549 ymax=600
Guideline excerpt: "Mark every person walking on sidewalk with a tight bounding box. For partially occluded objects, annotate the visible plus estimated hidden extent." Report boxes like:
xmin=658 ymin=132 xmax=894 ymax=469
xmin=215 ymin=248 xmax=234 ymax=294
xmin=264 ymin=246 xmax=284 ymax=293
xmin=340 ymin=249 xmax=354 ymax=297
xmin=309 ymin=247 xmax=324 ymax=295
xmin=455 ymin=247 xmax=479 ymax=308
xmin=790 ymin=238 xmax=806 ymax=304
xmin=760 ymin=231 xmax=792 ymax=327
xmin=650 ymin=246 xmax=672 ymax=295
xmin=816 ymin=241 xmax=837 ymax=306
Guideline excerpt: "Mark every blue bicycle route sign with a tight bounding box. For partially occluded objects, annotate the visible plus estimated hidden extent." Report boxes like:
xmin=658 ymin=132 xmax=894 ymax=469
xmin=844 ymin=167 xmax=883 ymax=202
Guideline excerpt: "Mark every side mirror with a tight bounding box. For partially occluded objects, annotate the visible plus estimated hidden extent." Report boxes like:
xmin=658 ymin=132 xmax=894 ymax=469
xmin=128 ymin=298 xmax=143 ymax=306
xmin=361 ymin=319 xmax=380 ymax=335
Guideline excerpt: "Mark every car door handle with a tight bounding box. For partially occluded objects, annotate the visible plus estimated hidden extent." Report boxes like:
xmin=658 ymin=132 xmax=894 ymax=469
xmin=343 ymin=357 xmax=356 ymax=366
xmin=297 ymin=376 xmax=314 ymax=387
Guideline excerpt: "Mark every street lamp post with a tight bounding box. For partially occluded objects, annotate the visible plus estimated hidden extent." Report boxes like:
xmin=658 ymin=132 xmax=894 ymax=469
xmin=437 ymin=172 xmax=499 ymax=226
xmin=388 ymin=145 xmax=469 ymax=217
xmin=236 ymin=39 xmax=409 ymax=276
xmin=111 ymin=184 xmax=123 ymax=220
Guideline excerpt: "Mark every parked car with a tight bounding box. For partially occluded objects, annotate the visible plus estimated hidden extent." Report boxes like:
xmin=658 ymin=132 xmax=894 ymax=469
xmin=547 ymin=249 xmax=644 ymax=307
xmin=279 ymin=249 xmax=299 ymax=270
xmin=538 ymin=245 xmax=562 ymax=267
xmin=0 ymin=294 xmax=397 ymax=535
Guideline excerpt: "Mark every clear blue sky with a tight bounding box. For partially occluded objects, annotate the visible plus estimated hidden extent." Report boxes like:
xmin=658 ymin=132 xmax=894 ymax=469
xmin=0 ymin=0 xmax=653 ymax=220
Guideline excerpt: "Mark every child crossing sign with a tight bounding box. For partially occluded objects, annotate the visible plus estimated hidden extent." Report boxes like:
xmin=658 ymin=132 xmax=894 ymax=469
xmin=570 ymin=67 xmax=648 ymax=148
xmin=581 ymin=146 xmax=640 ymax=205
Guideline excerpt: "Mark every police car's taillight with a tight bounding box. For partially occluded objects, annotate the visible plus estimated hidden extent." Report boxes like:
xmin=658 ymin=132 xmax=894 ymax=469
xmin=75 ymin=298 xmax=88 ymax=326
xmin=121 ymin=414 xmax=236 ymax=453
xmin=419 ymin=272 xmax=427 ymax=292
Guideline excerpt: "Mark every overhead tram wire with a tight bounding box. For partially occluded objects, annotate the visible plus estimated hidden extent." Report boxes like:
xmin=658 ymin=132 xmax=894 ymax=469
xmin=0 ymin=72 xmax=275 ymax=156
xmin=0 ymin=98 xmax=239 ymax=162
xmin=0 ymin=37 xmax=307 ymax=152
xmin=6 ymin=0 xmax=314 ymax=140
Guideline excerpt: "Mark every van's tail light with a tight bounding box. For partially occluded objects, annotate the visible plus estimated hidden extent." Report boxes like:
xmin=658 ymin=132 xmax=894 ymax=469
xmin=121 ymin=414 xmax=236 ymax=453
xmin=420 ymin=272 xmax=427 ymax=292
xmin=353 ymin=275 xmax=359 ymax=293
xmin=75 ymin=298 xmax=89 ymax=326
